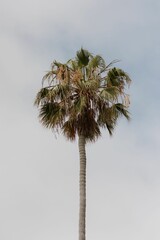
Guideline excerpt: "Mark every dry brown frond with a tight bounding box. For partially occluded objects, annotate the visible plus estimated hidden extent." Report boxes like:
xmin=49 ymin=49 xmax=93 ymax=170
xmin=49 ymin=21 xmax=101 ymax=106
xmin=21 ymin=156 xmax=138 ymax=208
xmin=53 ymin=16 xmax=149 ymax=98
xmin=72 ymin=70 xmax=83 ymax=82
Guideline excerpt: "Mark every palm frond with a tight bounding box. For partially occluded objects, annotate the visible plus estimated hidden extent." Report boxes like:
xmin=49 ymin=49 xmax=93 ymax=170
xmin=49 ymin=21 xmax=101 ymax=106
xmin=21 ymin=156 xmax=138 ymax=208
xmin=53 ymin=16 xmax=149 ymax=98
xmin=106 ymin=68 xmax=131 ymax=89
xmin=88 ymin=55 xmax=106 ymax=69
xmin=72 ymin=96 xmax=87 ymax=115
xmin=105 ymin=122 xmax=115 ymax=136
xmin=53 ymin=60 xmax=63 ymax=67
xmin=97 ymin=106 xmax=115 ymax=136
xmin=39 ymin=102 xmax=66 ymax=129
xmin=77 ymin=109 xmax=101 ymax=141
xmin=98 ymin=59 xmax=120 ymax=75
xmin=76 ymin=48 xmax=90 ymax=67
xmin=114 ymin=103 xmax=130 ymax=120
xmin=100 ymin=86 xmax=119 ymax=101
xmin=62 ymin=118 xmax=77 ymax=141
xmin=72 ymin=69 xmax=83 ymax=82
xmin=34 ymin=88 xmax=49 ymax=106
xmin=115 ymin=68 xmax=131 ymax=86
xmin=110 ymin=103 xmax=130 ymax=122
xmin=69 ymin=60 xmax=79 ymax=71
xmin=42 ymin=71 xmax=56 ymax=86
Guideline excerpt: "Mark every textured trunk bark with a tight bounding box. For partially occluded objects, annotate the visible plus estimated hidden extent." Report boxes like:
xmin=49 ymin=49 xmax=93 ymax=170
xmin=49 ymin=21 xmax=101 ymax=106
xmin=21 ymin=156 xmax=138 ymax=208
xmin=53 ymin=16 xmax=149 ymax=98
xmin=78 ymin=135 xmax=86 ymax=240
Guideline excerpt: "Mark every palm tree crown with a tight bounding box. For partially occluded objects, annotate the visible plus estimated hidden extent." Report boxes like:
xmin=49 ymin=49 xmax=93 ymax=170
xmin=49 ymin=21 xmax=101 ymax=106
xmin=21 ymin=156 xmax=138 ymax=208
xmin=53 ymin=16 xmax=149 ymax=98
xmin=35 ymin=48 xmax=131 ymax=142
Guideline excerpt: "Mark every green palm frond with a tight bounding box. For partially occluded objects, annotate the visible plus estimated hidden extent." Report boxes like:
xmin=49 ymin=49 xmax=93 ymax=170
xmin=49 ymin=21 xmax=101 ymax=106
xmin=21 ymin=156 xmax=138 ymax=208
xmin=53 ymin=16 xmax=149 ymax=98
xmin=39 ymin=102 xmax=66 ymax=129
xmin=115 ymin=68 xmax=131 ymax=86
xmin=105 ymin=122 xmax=115 ymax=136
xmin=100 ymin=86 xmax=119 ymax=101
xmin=88 ymin=55 xmax=106 ymax=69
xmin=85 ymin=79 xmax=100 ymax=91
xmin=72 ymin=96 xmax=87 ymax=115
xmin=107 ymin=67 xmax=131 ymax=88
xmin=76 ymin=48 xmax=91 ymax=67
xmin=54 ymin=83 xmax=70 ymax=101
xmin=109 ymin=103 xmax=130 ymax=123
xmin=97 ymin=106 xmax=115 ymax=136
xmin=53 ymin=60 xmax=63 ymax=67
xmin=114 ymin=103 xmax=130 ymax=120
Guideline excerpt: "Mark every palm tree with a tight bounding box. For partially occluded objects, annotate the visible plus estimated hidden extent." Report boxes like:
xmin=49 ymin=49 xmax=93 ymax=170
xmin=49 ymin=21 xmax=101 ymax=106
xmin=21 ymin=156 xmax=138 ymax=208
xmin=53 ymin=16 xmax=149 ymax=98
xmin=34 ymin=48 xmax=131 ymax=240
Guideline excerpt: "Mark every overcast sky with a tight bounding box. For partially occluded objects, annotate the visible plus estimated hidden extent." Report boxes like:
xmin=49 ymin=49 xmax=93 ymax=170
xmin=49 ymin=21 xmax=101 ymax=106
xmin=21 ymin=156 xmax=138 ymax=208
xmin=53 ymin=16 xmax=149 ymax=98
xmin=0 ymin=0 xmax=160 ymax=239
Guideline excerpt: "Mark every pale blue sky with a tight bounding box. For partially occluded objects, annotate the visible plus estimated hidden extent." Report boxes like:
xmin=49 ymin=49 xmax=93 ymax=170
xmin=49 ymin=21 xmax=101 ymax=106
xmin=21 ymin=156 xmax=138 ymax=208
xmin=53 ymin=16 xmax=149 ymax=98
xmin=0 ymin=0 xmax=160 ymax=240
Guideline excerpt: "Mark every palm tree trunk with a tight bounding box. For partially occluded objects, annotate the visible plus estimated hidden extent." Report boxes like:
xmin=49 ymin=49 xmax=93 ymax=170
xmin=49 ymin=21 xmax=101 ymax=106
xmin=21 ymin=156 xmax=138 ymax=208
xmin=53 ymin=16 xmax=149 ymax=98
xmin=78 ymin=135 xmax=86 ymax=240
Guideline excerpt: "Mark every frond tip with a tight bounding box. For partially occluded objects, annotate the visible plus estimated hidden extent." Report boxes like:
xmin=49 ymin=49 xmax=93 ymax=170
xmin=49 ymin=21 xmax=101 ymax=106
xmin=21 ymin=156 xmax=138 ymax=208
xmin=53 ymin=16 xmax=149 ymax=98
xmin=115 ymin=103 xmax=130 ymax=121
